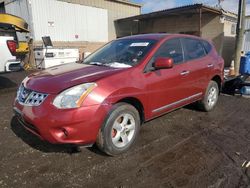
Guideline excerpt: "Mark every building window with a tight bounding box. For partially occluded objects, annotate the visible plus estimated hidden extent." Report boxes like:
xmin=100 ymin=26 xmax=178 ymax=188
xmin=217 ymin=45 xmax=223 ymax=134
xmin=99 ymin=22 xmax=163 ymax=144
xmin=231 ymin=24 xmax=236 ymax=35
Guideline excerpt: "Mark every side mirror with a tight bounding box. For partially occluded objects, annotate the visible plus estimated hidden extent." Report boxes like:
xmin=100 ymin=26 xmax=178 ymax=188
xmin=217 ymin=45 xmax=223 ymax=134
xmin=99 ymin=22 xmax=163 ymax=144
xmin=154 ymin=57 xmax=174 ymax=70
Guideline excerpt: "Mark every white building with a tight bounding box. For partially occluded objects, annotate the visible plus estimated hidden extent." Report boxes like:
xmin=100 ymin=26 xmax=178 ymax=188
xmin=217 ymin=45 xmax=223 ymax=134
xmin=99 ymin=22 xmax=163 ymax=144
xmin=0 ymin=0 xmax=141 ymax=52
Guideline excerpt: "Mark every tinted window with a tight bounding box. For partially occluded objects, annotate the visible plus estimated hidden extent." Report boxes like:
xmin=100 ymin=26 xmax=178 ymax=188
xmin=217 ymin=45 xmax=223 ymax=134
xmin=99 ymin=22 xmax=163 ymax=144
xmin=153 ymin=38 xmax=184 ymax=64
xmin=202 ymin=40 xmax=212 ymax=54
xmin=182 ymin=38 xmax=206 ymax=61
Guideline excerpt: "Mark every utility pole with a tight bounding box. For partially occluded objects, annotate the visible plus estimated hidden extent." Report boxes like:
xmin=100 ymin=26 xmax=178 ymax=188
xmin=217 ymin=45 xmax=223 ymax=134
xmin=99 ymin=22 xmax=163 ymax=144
xmin=217 ymin=0 xmax=223 ymax=9
xmin=234 ymin=0 xmax=246 ymax=75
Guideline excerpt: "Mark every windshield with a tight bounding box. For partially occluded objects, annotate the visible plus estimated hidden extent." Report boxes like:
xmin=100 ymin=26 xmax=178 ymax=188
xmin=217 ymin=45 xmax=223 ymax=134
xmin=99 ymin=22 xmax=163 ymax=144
xmin=83 ymin=39 xmax=157 ymax=68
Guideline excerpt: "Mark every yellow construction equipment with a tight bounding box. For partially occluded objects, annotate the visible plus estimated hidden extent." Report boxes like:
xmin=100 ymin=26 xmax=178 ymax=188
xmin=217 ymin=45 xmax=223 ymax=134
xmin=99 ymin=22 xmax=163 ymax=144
xmin=16 ymin=41 xmax=29 ymax=54
xmin=0 ymin=13 xmax=29 ymax=32
xmin=0 ymin=13 xmax=29 ymax=56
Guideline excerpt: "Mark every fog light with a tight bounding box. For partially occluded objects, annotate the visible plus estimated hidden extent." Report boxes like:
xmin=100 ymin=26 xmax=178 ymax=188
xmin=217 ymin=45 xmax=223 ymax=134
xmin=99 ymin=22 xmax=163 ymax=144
xmin=62 ymin=128 xmax=68 ymax=137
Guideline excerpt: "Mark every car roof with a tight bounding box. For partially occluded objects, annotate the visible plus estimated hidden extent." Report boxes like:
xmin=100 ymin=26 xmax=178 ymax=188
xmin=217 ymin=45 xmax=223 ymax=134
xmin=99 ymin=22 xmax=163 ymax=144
xmin=119 ymin=33 xmax=205 ymax=41
xmin=120 ymin=33 xmax=169 ymax=41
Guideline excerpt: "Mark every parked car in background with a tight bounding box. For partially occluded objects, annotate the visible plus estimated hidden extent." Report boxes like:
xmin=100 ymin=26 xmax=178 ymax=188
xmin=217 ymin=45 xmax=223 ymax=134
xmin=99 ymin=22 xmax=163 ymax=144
xmin=13 ymin=34 xmax=224 ymax=155
xmin=0 ymin=14 xmax=30 ymax=73
xmin=0 ymin=34 xmax=20 ymax=72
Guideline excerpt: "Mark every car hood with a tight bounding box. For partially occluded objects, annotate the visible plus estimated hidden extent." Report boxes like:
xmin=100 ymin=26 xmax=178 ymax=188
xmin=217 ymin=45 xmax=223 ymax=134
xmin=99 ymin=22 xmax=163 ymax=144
xmin=23 ymin=63 xmax=124 ymax=94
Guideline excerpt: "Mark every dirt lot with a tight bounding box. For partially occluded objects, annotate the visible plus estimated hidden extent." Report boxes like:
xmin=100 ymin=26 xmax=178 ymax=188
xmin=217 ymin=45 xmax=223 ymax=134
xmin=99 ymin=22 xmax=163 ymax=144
xmin=0 ymin=72 xmax=250 ymax=188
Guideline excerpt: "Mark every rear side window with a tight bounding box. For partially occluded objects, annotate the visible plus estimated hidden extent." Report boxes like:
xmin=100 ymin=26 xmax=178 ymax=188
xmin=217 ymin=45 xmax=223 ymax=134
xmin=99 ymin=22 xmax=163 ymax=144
xmin=153 ymin=38 xmax=184 ymax=64
xmin=182 ymin=38 xmax=206 ymax=61
xmin=202 ymin=40 xmax=212 ymax=54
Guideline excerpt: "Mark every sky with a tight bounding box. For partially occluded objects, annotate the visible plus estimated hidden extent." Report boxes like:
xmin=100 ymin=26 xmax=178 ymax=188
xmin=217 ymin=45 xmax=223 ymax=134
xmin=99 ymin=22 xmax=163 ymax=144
xmin=130 ymin=0 xmax=250 ymax=14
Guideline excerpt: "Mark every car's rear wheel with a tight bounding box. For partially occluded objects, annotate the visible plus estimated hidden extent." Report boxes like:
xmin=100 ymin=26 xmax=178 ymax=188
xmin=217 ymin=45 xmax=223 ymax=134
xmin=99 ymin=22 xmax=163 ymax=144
xmin=96 ymin=103 xmax=140 ymax=156
xmin=198 ymin=80 xmax=219 ymax=112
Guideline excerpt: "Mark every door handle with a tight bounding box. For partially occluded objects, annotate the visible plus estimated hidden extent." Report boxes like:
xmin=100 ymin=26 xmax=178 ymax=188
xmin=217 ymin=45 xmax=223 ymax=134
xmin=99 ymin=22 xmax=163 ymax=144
xmin=180 ymin=70 xmax=190 ymax=76
xmin=207 ymin=64 xmax=214 ymax=68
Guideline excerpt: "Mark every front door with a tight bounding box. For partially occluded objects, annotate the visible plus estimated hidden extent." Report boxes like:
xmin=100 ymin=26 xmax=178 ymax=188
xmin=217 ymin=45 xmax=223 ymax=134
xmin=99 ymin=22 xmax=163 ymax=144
xmin=143 ymin=38 xmax=192 ymax=118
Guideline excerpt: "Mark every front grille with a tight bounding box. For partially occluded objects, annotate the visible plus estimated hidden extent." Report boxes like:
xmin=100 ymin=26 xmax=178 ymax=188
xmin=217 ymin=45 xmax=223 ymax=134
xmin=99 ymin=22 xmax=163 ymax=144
xmin=17 ymin=85 xmax=48 ymax=106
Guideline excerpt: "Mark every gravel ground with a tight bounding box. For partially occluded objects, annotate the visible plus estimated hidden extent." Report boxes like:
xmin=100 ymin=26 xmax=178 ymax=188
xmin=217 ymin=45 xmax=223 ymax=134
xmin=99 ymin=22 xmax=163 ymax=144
xmin=0 ymin=72 xmax=250 ymax=188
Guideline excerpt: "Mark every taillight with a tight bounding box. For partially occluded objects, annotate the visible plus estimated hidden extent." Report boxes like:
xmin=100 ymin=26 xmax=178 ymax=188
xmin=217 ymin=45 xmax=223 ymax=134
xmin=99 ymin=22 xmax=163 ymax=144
xmin=6 ymin=40 xmax=17 ymax=56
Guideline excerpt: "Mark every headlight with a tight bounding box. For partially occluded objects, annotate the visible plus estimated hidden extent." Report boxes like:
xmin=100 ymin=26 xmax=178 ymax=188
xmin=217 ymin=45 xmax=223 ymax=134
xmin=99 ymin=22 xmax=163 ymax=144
xmin=53 ymin=83 xmax=97 ymax=109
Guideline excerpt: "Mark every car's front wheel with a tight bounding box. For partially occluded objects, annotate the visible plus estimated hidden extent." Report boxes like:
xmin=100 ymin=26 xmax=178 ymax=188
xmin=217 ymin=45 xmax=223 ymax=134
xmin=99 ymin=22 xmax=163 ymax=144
xmin=198 ymin=80 xmax=219 ymax=112
xmin=96 ymin=103 xmax=140 ymax=156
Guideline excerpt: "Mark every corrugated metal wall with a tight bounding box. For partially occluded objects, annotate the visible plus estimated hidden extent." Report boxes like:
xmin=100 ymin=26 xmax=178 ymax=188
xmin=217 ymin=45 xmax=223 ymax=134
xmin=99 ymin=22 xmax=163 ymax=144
xmin=30 ymin=0 xmax=108 ymax=42
xmin=5 ymin=0 xmax=108 ymax=42
xmin=243 ymin=17 xmax=250 ymax=52
xmin=59 ymin=0 xmax=140 ymax=14
xmin=3 ymin=0 xmax=140 ymax=41
xmin=58 ymin=0 xmax=141 ymax=40
xmin=5 ymin=0 xmax=29 ymax=21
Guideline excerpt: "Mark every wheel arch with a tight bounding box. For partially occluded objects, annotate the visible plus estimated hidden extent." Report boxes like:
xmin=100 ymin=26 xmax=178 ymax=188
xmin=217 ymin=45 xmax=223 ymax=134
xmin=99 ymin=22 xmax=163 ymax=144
xmin=211 ymin=75 xmax=222 ymax=91
xmin=117 ymin=97 xmax=145 ymax=124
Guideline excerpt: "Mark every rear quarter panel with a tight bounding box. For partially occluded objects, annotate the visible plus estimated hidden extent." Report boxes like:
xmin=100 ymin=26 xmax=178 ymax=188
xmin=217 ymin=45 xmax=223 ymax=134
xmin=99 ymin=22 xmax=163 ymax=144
xmin=210 ymin=48 xmax=224 ymax=85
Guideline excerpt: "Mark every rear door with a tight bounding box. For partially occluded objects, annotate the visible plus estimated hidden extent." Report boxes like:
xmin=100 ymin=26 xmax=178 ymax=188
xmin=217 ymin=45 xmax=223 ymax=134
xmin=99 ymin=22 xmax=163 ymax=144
xmin=201 ymin=39 xmax=218 ymax=77
xmin=144 ymin=38 xmax=192 ymax=117
xmin=181 ymin=38 xmax=210 ymax=96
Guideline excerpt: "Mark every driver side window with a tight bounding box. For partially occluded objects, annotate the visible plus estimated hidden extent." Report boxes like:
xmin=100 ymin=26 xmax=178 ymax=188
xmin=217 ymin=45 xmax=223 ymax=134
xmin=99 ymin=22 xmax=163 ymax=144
xmin=152 ymin=38 xmax=184 ymax=64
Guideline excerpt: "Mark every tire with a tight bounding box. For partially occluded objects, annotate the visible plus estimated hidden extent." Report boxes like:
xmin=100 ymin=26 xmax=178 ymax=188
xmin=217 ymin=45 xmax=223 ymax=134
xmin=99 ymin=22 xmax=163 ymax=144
xmin=198 ymin=80 xmax=219 ymax=112
xmin=96 ymin=102 xmax=140 ymax=156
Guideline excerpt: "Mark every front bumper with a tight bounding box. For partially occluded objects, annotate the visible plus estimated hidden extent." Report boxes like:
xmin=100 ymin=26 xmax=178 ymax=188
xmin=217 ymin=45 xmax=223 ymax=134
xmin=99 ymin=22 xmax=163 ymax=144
xmin=5 ymin=60 xmax=21 ymax=72
xmin=13 ymin=95 xmax=110 ymax=145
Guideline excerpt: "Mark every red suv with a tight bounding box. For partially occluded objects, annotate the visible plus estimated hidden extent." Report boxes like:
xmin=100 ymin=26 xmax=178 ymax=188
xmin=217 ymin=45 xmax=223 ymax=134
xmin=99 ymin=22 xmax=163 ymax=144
xmin=14 ymin=34 xmax=224 ymax=155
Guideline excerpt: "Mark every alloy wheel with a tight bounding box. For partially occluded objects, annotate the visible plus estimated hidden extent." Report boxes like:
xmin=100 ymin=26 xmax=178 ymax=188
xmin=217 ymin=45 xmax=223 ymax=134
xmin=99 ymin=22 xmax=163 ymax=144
xmin=111 ymin=113 xmax=135 ymax=148
xmin=207 ymin=86 xmax=218 ymax=107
